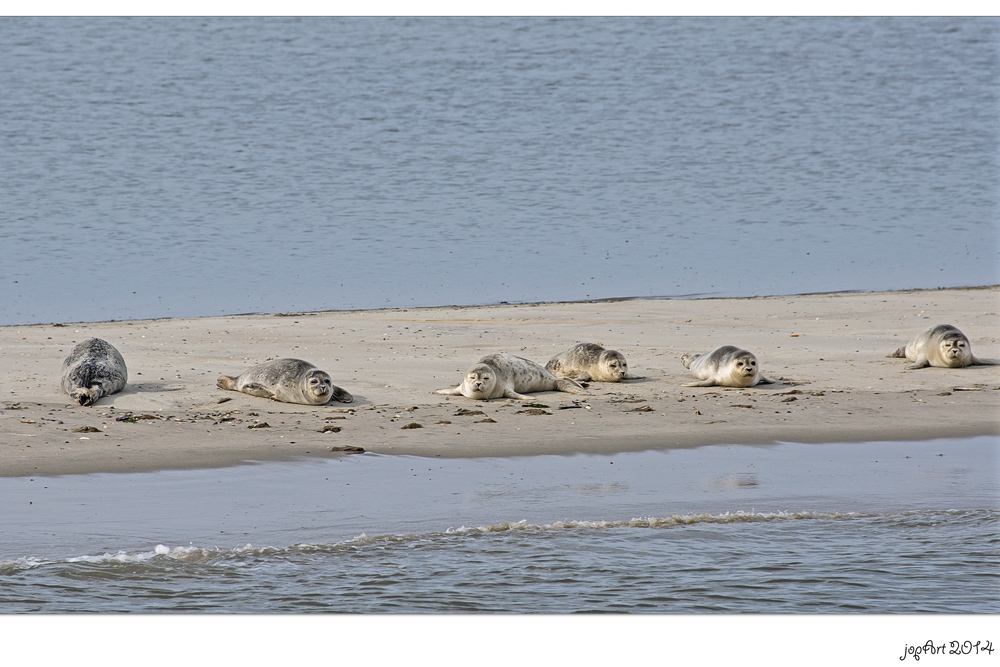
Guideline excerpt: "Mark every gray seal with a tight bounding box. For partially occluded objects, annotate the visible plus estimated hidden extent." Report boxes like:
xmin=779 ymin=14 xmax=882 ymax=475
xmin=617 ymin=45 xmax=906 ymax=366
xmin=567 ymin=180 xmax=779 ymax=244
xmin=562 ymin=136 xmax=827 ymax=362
xmin=61 ymin=338 xmax=128 ymax=406
xmin=680 ymin=345 xmax=777 ymax=388
xmin=435 ymin=352 xmax=590 ymax=401
xmin=545 ymin=343 xmax=642 ymax=382
xmin=889 ymin=324 xmax=996 ymax=369
xmin=217 ymin=358 xmax=353 ymax=405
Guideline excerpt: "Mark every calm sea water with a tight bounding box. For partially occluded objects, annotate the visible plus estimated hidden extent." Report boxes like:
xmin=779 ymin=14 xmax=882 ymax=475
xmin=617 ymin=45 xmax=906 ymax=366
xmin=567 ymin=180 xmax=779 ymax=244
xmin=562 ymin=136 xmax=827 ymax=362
xmin=1 ymin=17 xmax=998 ymax=326
xmin=1 ymin=437 xmax=997 ymax=613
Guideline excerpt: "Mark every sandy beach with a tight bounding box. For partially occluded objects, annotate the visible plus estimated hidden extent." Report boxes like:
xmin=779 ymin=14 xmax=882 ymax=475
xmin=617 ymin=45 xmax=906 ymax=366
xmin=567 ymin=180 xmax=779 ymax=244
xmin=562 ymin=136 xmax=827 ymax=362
xmin=2 ymin=287 xmax=998 ymax=477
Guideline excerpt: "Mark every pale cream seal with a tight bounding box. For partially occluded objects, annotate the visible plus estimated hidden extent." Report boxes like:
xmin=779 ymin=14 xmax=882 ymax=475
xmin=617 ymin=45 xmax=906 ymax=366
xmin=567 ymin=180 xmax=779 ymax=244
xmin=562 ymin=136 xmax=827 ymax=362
xmin=680 ymin=345 xmax=777 ymax=388
xmin=889 ymin=324 xmax=996 ymax=369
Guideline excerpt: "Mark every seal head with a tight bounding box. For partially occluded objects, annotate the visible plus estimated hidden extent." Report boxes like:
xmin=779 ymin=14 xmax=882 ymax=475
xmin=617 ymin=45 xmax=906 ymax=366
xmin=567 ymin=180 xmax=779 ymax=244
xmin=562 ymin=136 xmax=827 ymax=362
xmin=461 ymin=363 xmax=499 ymax=398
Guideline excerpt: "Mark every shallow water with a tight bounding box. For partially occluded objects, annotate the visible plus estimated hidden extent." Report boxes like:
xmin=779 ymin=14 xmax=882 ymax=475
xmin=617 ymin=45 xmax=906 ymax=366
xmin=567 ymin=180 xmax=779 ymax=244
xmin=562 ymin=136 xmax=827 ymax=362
xmin=2 ymin=437 xmax=996 ymax=613
xmin=2 ymin=17 xmax=998 ymax=326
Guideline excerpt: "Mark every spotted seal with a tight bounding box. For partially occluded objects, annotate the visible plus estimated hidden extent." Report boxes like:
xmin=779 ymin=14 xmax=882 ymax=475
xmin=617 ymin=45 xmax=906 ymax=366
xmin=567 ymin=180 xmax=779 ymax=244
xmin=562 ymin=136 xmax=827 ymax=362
xmin=680 ymin=345 xmax=777 ymax=387
xmin=435 ymin=352 xmax=590 ymax=401
xmin=61 ymin=338 xmax=128 ymax=406
xmin=889 ymin=324 xmax=996 ymax=369
xmin=217 ymin=358 xmax=352 ymax=405
xmin=545 ymin=343 xmax=643 ymax=382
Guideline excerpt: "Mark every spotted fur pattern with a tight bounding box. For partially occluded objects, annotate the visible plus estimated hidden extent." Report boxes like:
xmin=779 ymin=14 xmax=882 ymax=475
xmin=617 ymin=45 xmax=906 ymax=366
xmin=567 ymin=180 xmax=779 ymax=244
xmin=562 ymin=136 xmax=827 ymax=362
xmin=546 ymin=343 xmax=637 ymax=382
xmin=61 ymin=338 xmax=128 ymax=406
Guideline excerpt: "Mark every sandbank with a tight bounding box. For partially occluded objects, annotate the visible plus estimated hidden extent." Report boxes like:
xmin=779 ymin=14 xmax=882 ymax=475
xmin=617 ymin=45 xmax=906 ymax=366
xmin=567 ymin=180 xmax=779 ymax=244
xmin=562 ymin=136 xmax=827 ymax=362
xmin=2 ymin=287 xmax=998 ymax=477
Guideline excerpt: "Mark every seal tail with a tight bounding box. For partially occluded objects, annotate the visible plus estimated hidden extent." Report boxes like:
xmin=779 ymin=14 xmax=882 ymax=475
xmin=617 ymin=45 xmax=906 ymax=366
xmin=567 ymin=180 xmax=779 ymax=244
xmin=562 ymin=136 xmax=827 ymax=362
xmin=680 ymin=353 xmax=696 ymax=369
xmin=555 ymin=378 xmax=590 ymax=395
xmin=888 ymin=346 xmax=906 ymax=359
xmin=217 ymin=375 xmax=238 ymax=391
xmin=71 ymin=386 xmax=101 ymax=406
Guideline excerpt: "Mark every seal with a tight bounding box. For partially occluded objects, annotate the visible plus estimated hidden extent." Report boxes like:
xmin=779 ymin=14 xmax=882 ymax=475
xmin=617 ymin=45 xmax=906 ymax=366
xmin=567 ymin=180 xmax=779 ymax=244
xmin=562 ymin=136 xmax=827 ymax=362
xmin=61 ymin=338 xmax=128 ymax=406
xmin=435 ymin=352 xmax=590 ymax=401
xmin=680 ymin=345 xmax=777 ymax=387
xmin=545 ymin=343 xmax=642 ymax=382
xmin=888 ymin=324 xmax=996 ymax=369
xmin=217 ymin=358 xmax=353 ymax=405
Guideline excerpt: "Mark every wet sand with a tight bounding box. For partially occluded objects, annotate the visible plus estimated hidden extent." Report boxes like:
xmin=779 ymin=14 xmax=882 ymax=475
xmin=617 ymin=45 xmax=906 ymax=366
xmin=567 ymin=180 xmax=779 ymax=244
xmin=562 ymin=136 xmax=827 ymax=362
xmin=2 ymin=287 xmax=998 ymax=477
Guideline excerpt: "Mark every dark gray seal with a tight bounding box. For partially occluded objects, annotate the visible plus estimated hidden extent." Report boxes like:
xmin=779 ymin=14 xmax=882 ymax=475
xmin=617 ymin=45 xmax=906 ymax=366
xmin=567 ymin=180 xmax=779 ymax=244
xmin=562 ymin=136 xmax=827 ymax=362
xmin=680 ymin=345 xmax=777 ymax=388
xmin=889 ymin=324 xmax=996 ymax=369
xmin=61 ymin=338 xmax=128 ymax=406
xmin=435 ymin=352 xmax=590 ymax=401
xmin=545 ymin=343 xmax=643 ymax=382
xmin=217 ymin=358 xmax=352 ymax=405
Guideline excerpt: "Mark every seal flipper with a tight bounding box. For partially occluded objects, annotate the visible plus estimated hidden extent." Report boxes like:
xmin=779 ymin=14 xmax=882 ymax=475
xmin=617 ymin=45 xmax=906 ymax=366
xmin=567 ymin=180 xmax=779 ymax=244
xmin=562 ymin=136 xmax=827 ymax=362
xmin=503 ymin=389 xmax=537 ymax=401
xmin=240 ymin=382 xmax=275 ymax=398
xmin=555 ymin=378 xmax=590 ymax=395
xmin=904 ymin=359 xmax=930 ymax=370
xmin=623 ymin=373 xmax=646 ymax=380
xmin=681 ymin=379 xmax=718 ymax=387
xmin=971 ymin=356 xmax=1000 ymax=366
xmin=888 ymin=346 xmax=907 ymax=359
xmin=329 ymin=385 xmax=354 ymax=403
xmin=434 ymin=385 xmax=464 ymax=396
xmin=756 ymin=375 xmax=777 ymax=385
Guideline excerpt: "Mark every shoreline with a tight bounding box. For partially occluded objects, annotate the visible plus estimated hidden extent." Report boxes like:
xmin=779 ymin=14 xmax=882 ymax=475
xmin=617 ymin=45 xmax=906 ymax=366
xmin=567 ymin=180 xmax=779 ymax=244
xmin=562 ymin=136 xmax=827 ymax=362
xmin=6 ymin=283 xmax=998 ymax=329
xmin=2 ymin=286 xmax=998 ymax=477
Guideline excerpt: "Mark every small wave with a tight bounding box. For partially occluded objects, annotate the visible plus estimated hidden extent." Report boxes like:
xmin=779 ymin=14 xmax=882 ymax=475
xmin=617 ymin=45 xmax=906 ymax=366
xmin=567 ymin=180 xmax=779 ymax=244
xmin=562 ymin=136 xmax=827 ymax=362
xmin=4 ymin=508 xmax=991 ymax=575
xmin=444 ymin=510 xmax=857 ymax=535
xmin=0 ymin=556 xmax=47 ymax=575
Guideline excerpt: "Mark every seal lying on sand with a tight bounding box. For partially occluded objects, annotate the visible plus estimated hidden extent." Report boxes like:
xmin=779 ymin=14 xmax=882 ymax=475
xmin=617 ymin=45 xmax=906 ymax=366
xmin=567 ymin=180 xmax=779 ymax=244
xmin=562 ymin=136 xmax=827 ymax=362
xmin=889 ymin=324 xmax=996 ymax=369
xmin=545 ymin=343 xmax=643 ymax=382
xmin=435 ymin=353 xmax=590 ymax=401
xmin=218 ymin=359 xmax=353 ymax=405
xmin=61 ymin=338 xmax=128 ymax=406
xmin=680 ymin=345 xmax=777 ymax=388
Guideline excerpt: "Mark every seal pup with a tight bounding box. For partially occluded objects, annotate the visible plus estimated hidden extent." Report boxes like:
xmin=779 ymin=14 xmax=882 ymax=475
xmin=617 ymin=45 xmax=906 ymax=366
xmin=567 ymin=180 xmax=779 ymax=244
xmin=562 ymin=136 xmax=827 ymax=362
xmin=889 ymin=324 xmax=996 ymax=369
xmin=435 ymin=353 xmax=590 ymax=401
xmin=217 ymin=359 xmax=353 ymax=405
xmin=61 ymin=338 xmax=128 ymax=406
xmin=680 ymin=345 xmax=777 ymax=388
xmin=545 ymin=343 xmax=643 ymax=382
